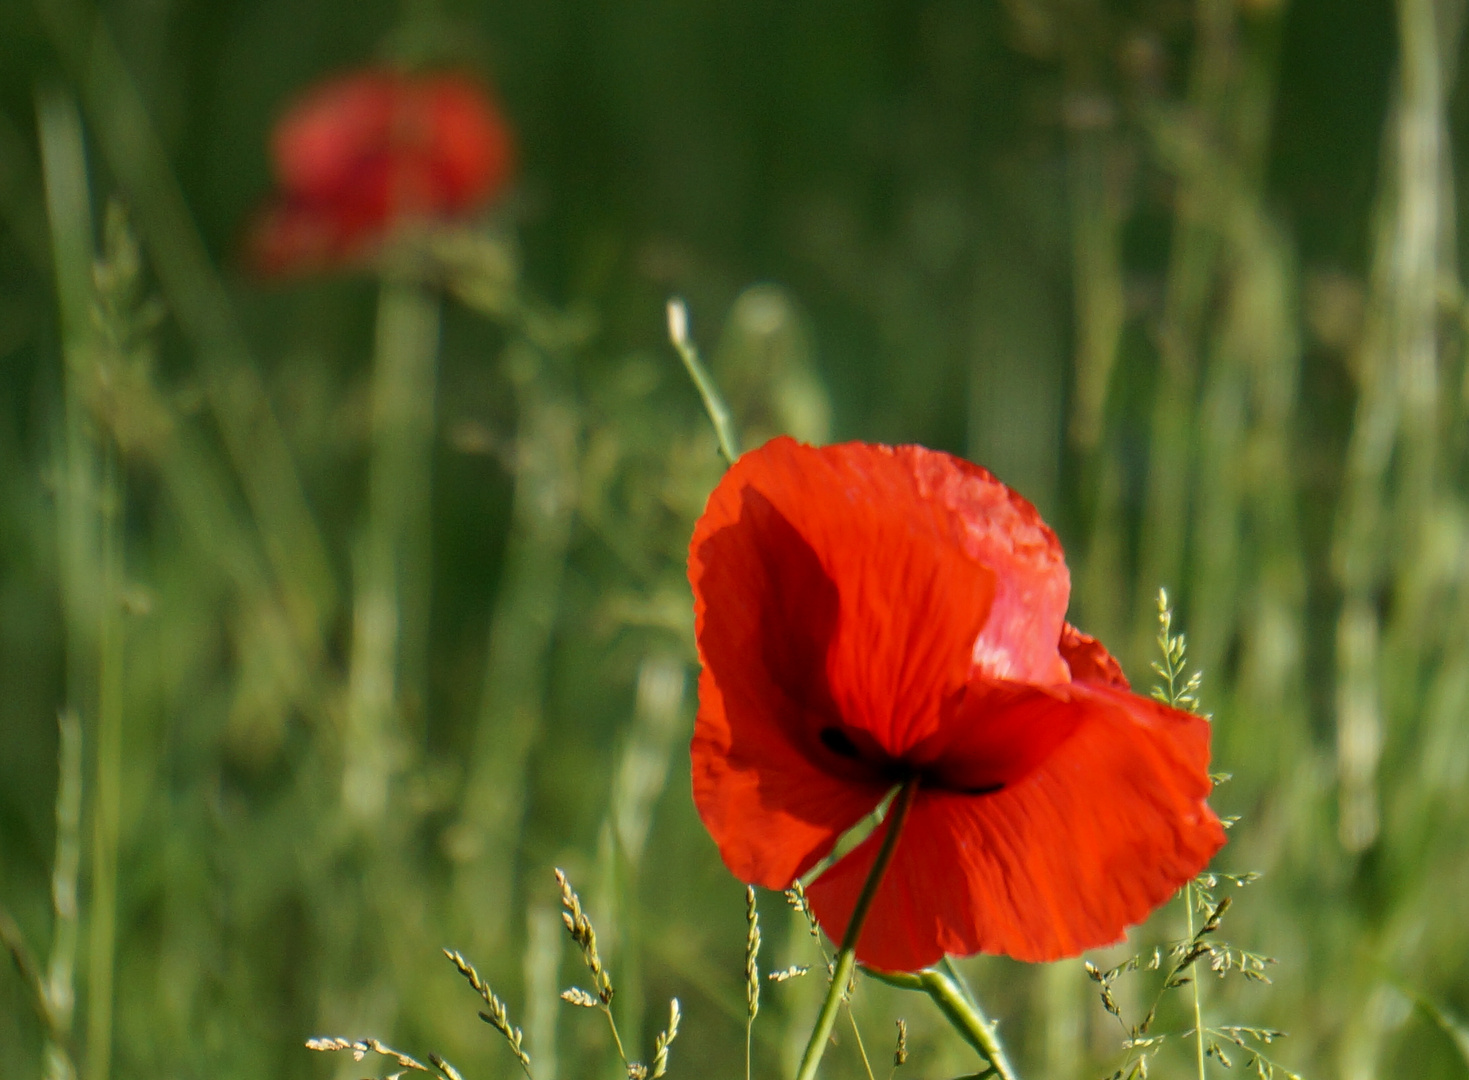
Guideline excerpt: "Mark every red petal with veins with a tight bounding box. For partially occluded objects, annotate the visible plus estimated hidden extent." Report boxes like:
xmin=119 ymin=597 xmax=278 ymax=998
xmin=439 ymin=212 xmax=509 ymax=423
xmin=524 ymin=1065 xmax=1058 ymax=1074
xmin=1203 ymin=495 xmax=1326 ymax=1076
xmin=806 ymin=682 xmax=1224 ymax=970
xmin=688 ymin=437 xmax=1225 ymax=970
xmin=690 ymin=438 xmax=1067 ymax=884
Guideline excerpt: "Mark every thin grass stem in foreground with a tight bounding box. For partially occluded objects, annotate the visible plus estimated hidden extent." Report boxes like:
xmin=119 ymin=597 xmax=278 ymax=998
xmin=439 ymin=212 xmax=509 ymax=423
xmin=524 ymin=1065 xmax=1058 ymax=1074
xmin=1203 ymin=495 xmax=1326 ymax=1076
xmin=667 ymin=297 xmax=740 ymax=465
xmin=745 ymin=885 xmax=759 ymax=1080
xmin=794 ymin=778 xmax=918 ymax=1080
xmin=866 ymin=965 xmax=1016 ymax=1080
xmin=450 ymin=340 xmax=577 ymax=955
xmin=1187 ymin=882 xmax=1208 ymax=1080
xmin=89 ymin=445 xmax=125 ymax=1080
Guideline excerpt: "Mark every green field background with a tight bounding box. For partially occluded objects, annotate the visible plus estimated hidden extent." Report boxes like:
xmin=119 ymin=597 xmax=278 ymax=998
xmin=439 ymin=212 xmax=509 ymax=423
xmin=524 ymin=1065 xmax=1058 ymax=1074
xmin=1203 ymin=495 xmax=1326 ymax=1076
xmin=2 ymin=0 xmax=1467 ymax=1078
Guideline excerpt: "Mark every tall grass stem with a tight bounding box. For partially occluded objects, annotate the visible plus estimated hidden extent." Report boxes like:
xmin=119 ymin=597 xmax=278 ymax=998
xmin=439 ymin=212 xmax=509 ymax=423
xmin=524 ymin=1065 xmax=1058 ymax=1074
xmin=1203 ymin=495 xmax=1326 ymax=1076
xmin=667 ymin=298 xmax=740 ymax=465
xmin=37 ymin=86 xmax=115 ymax=1080
xmin=344 ymin=271 xmax=441 ymax=822
xmin=794 ymin=779 xmax=917 ymax=1080
xmin=1187 ymin=883 xmax=1207 ymax=1080
xmin=43 ymin=709 xmax=83 ymax=1080
xmin=88 ymin=446 xmax=124 ymax=1080
xmin=38 ymin=0 xmax=337 ymax=652
xmin=450 ymin=341 xmax=577 ymax=955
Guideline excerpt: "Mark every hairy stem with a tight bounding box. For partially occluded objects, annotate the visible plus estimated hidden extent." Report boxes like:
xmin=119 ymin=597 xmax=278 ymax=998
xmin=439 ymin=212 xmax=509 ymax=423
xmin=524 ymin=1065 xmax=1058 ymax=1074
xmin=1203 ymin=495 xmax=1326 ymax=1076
xmin=1188 ymin=883 xmax=1208 ymax=1080
xmin=666 ymin=298 xmax=740 ymax=465
xmin=794 ymin=779 xmax=918 ymax=1080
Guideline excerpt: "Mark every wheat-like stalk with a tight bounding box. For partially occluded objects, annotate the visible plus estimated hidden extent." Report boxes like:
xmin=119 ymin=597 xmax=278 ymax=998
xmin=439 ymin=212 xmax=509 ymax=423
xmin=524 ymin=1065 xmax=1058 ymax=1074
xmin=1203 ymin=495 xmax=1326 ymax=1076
xmin=443 ymin=948 xmax=531 ymax=1073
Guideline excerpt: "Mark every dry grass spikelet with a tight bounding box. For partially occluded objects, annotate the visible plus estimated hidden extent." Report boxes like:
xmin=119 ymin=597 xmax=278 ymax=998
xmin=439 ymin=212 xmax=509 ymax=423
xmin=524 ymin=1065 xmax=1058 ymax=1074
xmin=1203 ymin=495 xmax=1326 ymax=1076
xmin=784 ymin=882 xmax=822 ymax=941
xmin=306 ymin=1036 xmax=423 ymax=1070
xmin=442 ymin=949 xmax=531 ymax=1069
xmin=651 ymin=997 xmax=681 ymax=1078
xmin=555 ymin=867 xmax=614 ymax=1004
xmin=744 ymin=886 xmax=761 ymax=1020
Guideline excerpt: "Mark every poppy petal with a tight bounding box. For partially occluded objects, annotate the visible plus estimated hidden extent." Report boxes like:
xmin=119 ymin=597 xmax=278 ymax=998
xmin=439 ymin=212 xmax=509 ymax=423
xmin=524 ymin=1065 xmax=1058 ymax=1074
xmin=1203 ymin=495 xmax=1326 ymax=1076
xmin=805 ymin=684 xmax=1224 ymax=970
xmin=691 ymin=438 xmax=999 ymax=759
xmin=421 ymin=74 xmax=515 ymax=211
xmin=690 ymin=438 xmax=1013 ymax=881
xmin=929 ymin=462 xmax=1071 ymax=686
xmin=272 ymin=71 xmax=399 ymax=199
xmin=693 ymin=438 xmax=1073 ymax=757
xmin=250 ymin=68 xmax=516 ymax=278
xmin=1059 ymin=622 xmax=1130 ymax=689
xmin=244 ymin=200 xmax=359 ymax=277
xmin=691 ymin=658 xmax=890 ymax=887
xmin=905 ymin=679 xmax=1084 ymax=795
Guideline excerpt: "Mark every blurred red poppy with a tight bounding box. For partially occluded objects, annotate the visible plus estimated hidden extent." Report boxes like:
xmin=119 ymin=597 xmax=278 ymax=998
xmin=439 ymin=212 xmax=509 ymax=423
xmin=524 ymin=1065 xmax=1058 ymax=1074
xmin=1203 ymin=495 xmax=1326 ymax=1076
xmin=248 ymin=68 xmax=514 ymax=275
xmin=689 ymin=437 xmax=1225 ymax=972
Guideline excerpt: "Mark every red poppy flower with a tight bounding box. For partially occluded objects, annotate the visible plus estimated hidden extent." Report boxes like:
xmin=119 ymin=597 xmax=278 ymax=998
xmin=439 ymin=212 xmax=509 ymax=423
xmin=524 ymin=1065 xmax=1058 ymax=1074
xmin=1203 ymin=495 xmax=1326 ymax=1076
xmin=689 ymin=437 xmax=1225 ymax=972
xmin=247 ymin=68 xmax=514 ymax=275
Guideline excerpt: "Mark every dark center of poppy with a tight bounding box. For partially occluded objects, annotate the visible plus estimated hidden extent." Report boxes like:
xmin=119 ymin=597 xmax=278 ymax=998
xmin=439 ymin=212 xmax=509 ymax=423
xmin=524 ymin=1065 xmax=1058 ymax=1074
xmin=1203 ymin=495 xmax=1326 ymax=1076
xmin=818 ymin=725 xmax=1005 ymax=796
xmin=819 ymin=726 xmax=862 ymax=759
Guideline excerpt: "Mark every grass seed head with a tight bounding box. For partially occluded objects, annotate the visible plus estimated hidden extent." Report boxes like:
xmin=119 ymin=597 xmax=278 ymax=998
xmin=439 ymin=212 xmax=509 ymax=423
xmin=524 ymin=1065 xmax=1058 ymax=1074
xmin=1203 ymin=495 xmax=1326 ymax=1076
xmin=305 ymin=1037 xmax=435 ymax=1074
xmin=785 ymin=882 xmax=821 ymax=939
xmin=443 ymin=949 xmax=529 ymax=1067
xmin=555 ymin=868 xmax=614 ymax=1004
xmin=650 ymin=997 xmax=680 ymax=1078
xmin=745 ymin=886 xmax=761 ymax=1019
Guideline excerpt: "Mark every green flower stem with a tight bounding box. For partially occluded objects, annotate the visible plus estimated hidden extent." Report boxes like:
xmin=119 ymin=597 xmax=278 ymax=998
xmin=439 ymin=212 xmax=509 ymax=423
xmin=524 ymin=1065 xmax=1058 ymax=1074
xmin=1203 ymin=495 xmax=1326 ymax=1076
xmin=864 ymin=963 xmax=1019 ymax=1080
xmin=343 ymin=268 xmax=441 ymax=823
xmin=794 ymin=779 xmax=918 ymax=1080
xmin=1187 ymin=883 xmax=1207 ymax=1080
xmin=37 ymin=88 xmax=111 ymax=1080
xmin=666 ymin=298 xmax=740 ymax=465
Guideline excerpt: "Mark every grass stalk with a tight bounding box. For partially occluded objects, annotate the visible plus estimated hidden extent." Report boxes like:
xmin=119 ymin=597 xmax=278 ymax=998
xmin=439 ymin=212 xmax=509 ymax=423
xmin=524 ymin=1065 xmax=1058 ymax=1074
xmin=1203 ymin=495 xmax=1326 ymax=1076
xmin=745 ymin=885 xmax=759 ymax=1080
xmin=343 ymin=269 xmax=441 ymax=822
xmin=37 ymin=85 xmax=112 ymax=1080
xmin=450 ymin=340 xmax=578 ymax=952
xmin=38 ymin=0 xmax=337 ymax=655
xmin=1186 ymin=884 xmax=1208 ymax=1080
xmin=864 ymin=964 xmax=1014 ymax=1080
xmin=937 ymin=958 xmax=1016 ymax=1080
xmin=667 ymin=298 xmax=739 ymax=465
xmin=1332 ymin=0 xmax=1460 ymax=855
xmin=1131 ymin=0 xmax=1240 ymax=661
xmin=86 ymin=446 xmax=124 ymax=1080
xmin=794 ymin=779 xmax=917 ymax=1080
xmin=1063 ymin=114 xmax=1125 ymax=452
xmin=0 ymin=709 xmax=85 ymax=1080
xmin=602 ymin=654 xmax=687 ymax=1063
xmin=43 ymin=709 xmax=83 ymax=1080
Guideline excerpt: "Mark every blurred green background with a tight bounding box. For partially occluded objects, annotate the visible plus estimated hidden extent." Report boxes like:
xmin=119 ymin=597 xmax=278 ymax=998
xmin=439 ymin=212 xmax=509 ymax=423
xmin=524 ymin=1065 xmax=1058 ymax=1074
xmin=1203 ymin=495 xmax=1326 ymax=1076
xmin=3 ymin=0 xmax=1469 ymax=1077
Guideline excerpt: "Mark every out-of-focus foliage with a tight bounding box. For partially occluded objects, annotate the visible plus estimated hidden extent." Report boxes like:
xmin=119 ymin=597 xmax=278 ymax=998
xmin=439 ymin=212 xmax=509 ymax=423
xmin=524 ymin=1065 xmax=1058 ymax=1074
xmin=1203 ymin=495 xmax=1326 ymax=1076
xmin=2 ymin=1 xmax=1469 ymax=1079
